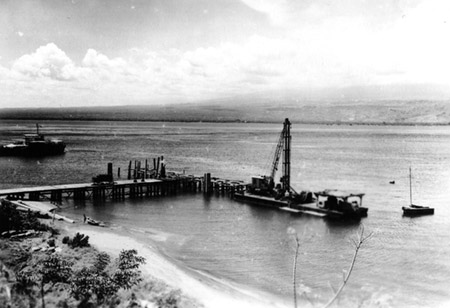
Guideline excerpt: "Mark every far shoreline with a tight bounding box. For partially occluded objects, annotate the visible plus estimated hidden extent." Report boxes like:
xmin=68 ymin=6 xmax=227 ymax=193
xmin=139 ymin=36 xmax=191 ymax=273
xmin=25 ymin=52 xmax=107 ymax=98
xmin=0 ymin=117 xmax=449 ymax=126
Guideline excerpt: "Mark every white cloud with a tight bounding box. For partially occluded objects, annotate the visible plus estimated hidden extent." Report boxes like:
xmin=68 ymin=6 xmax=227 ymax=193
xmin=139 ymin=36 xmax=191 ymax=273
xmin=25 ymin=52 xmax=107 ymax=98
xmin=2 ymin=8 xmax=450 ymax=111
xmin=82 ymin=49 xmax=127 ymax=72
xmin=80 ymin=49 xmax=137 ymax=83
xmin=240 ymin=0 xmax=450 ymax=87
xmin=11 ymin=43 xmax=81 ymax=81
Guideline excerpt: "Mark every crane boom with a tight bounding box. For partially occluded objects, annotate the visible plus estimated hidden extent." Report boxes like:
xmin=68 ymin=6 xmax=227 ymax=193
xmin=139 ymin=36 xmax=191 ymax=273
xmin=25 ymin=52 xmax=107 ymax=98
xmin=270 ymin=126 xmax=286 ymax=180
xmin=270 ymin=118 xmax=291 ymax=192
xmin=249 ymin=118 xmax=292 ymax=197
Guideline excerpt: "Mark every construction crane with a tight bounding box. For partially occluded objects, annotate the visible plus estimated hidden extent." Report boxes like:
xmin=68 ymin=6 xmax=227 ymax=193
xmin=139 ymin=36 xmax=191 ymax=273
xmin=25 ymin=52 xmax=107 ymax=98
xmin=250 ymin=118 xmax=292 ymax=197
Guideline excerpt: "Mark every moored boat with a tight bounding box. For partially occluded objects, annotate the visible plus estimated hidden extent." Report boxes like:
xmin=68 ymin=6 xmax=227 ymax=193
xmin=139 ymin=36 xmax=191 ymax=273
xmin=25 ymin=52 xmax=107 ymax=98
xmin=402 ymin=204 xmax=434 ymax=216
xmin=402 ymin=167 xmax=434 ymax=217
xmin=0 ymin=124 xmax=65 ymax=157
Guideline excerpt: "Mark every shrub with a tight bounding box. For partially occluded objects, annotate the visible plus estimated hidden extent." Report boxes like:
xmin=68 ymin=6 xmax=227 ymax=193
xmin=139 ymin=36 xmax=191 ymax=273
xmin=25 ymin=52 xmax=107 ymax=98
xmin=66 ymin=233 xmax=90 ymax=248
xmin=47 ymin=239 xmax=55 ymax=247
xmin=156 ymin=290 xmax=181 ymax=308
xmin=93 ymin=252 xmax=110 ymax=273
xmin=62 ymin=236 xmax=70 ymax=244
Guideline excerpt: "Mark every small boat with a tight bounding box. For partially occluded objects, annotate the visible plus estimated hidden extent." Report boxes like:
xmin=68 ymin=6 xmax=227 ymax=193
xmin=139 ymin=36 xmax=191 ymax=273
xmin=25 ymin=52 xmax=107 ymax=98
xmin=83 ymin=214 xmax=105 ymax=227
xmin=0 ymin=124 xmax=65 ymax=157
xmin=402 ymin=204 xmax=434 ymax=216
xmin=402 ymin=167 xmax=434 ymax=216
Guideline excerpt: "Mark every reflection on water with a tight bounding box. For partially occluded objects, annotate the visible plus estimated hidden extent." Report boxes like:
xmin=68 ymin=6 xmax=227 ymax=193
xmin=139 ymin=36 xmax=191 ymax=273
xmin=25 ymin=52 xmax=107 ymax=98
xmin=1 ymin=120 xmax=450 ymax=307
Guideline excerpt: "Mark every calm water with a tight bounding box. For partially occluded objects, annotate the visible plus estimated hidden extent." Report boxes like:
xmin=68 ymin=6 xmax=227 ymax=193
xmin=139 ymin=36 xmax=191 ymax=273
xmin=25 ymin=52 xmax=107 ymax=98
xmin=1 ymin=120 xmax=450 ymax=307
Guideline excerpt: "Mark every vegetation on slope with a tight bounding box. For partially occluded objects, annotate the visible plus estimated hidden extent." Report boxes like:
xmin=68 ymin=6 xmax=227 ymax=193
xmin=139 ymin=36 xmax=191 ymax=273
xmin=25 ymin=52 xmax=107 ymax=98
xmin=0 ymin=200 xmax=200 ymax=308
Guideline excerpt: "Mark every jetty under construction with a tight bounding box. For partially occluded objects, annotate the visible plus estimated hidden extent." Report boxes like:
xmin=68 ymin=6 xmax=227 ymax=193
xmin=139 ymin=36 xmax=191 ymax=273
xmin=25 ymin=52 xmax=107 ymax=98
xmin=0 ymin=119 xmax=368 ymax=220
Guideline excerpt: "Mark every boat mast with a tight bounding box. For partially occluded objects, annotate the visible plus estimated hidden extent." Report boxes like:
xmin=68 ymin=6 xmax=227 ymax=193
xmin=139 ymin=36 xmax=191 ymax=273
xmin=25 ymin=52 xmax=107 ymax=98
xmin=409 ymin=167 xmax=413 ymax=206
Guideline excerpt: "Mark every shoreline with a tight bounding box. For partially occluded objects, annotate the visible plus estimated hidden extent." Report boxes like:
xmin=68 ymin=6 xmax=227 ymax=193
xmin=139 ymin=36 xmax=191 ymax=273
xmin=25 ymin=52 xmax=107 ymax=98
xmin=1 ymin=117 xmax=450 ymax=126
xmin=58 ymin=219 xmax=292 ymax=308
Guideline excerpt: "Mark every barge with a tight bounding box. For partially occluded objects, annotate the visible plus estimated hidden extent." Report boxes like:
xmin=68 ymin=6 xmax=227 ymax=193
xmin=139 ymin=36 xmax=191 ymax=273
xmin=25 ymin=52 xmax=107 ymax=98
xmin=234 ymin=189 xmax=367 ymax=219
xmin=233 ymin=118 xmax=368 ymax=220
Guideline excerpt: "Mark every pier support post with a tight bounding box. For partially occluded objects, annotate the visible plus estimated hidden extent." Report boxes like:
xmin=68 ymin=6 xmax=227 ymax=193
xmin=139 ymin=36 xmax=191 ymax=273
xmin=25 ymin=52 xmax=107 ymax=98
xmin=50 ymin=190 xmax=62 ymax=202
xmin=107 ymin=162 xmax=113 ymax=181
xmin=204 ymin=173 xmax=211 ymax=194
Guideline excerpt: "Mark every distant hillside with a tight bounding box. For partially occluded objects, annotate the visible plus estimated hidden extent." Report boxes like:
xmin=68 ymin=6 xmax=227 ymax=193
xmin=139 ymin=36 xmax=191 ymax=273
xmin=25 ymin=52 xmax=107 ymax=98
xmin=1 ymin=99 xmax=450 ymax=125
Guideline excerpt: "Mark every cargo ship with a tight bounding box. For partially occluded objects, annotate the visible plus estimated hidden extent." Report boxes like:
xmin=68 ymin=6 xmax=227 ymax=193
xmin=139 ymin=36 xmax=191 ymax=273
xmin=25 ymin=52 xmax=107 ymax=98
xmin=0 ymin=124 xmax=66 ymax=157
xmin=233 ymin=118 xmax=368 ymax=220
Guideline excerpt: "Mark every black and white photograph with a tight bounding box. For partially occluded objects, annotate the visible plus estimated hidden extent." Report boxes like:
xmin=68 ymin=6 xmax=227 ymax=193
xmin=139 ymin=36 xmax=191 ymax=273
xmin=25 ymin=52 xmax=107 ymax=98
xmin=0 ymin=1 xmax=449 ymax=307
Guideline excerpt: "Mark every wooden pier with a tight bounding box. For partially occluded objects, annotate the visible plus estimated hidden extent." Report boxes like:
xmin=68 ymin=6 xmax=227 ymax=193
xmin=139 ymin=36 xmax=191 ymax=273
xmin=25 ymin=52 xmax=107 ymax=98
xmin=0 ymin=174 xmax=247 ymax=203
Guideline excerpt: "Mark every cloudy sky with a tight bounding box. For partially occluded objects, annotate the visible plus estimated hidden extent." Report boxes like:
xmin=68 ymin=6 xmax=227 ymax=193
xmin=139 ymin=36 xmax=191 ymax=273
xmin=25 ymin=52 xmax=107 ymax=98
xmin=1 ymin=0 xmax=449 ymax=108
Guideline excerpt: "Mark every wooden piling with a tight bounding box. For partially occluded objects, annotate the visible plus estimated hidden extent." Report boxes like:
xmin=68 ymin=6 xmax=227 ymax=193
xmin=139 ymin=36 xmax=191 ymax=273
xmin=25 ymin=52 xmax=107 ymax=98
xmin=107 ymin=162 xmax=113 ymax=180
xmin=156 ymin=157 xmax=160 ymax=177
xmin=204 ymin=173 xmax=211 ymax=194
xmin=145 ymin=159 xmax=148 ymax=179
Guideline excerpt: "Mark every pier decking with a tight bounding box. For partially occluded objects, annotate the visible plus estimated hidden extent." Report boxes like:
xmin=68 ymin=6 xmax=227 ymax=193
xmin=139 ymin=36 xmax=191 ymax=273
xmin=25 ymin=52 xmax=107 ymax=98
xmin=0 ymin=175 xmax=246 ymax=203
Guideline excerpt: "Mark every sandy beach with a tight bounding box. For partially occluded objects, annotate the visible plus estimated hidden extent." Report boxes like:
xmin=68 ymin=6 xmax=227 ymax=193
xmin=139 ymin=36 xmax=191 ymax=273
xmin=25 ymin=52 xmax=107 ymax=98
xmin=58 ymin=220 xmax=292 ymax=308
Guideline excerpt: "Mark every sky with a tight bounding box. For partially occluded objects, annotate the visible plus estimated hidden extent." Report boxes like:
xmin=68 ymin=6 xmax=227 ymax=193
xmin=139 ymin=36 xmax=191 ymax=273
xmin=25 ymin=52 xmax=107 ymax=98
xmin=1 ymin=0 xmax=450 ymax=108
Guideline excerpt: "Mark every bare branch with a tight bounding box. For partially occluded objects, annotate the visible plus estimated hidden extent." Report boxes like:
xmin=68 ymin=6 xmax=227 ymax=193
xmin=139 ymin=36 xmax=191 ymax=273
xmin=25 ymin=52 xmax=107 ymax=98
xmin=322 ymin=225 xmax=372 ymax=308
xmin=293 ymin=234 xmax=300 ymax=308
xmin=362 ymin=231 xmax=374 ymax=242
xmin=327 ymin=281 xmax=337 ymax=295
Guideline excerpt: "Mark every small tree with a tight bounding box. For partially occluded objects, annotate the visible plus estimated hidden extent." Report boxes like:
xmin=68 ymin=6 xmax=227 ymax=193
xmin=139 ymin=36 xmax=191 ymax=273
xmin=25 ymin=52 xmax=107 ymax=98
xmin=70 ymin=250 xmax=145 ymax=305
xmin=38 ymin=255 xmax=73 ymax=308
xmin=71 ymin=252 xmax=116 ymax=304
xmin=13 ymin=270 xmax=39 ymax=308
xmin=71 ymin=267 xmax=118 ymax=305
xmin=113 ymin=249 xmax=146 ymax=290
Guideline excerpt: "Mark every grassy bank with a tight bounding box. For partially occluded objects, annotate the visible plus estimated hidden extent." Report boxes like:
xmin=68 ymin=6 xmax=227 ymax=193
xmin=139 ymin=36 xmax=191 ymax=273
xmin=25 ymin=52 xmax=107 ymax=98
xmin=0 ymin=200 xmax=201 ymax=308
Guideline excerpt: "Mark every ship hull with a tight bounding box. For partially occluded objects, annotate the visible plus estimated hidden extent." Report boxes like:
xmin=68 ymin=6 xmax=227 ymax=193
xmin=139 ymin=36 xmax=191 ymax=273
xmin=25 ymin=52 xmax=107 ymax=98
xmin=402 ymin=205 xmax=434 ymax=216
xmin=0 ymin=142 xmax=66 ymax=157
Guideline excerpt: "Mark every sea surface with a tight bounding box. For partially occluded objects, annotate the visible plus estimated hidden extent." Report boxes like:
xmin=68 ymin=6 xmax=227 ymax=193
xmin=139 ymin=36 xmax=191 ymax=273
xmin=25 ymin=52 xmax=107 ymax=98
xmin=1 ymin=120 xmax=450 ymax=307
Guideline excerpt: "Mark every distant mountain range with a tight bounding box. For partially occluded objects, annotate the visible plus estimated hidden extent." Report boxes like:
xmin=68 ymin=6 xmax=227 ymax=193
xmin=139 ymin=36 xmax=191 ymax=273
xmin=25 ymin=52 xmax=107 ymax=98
xmin=1 ymin=85 xmax=450 ymax=125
